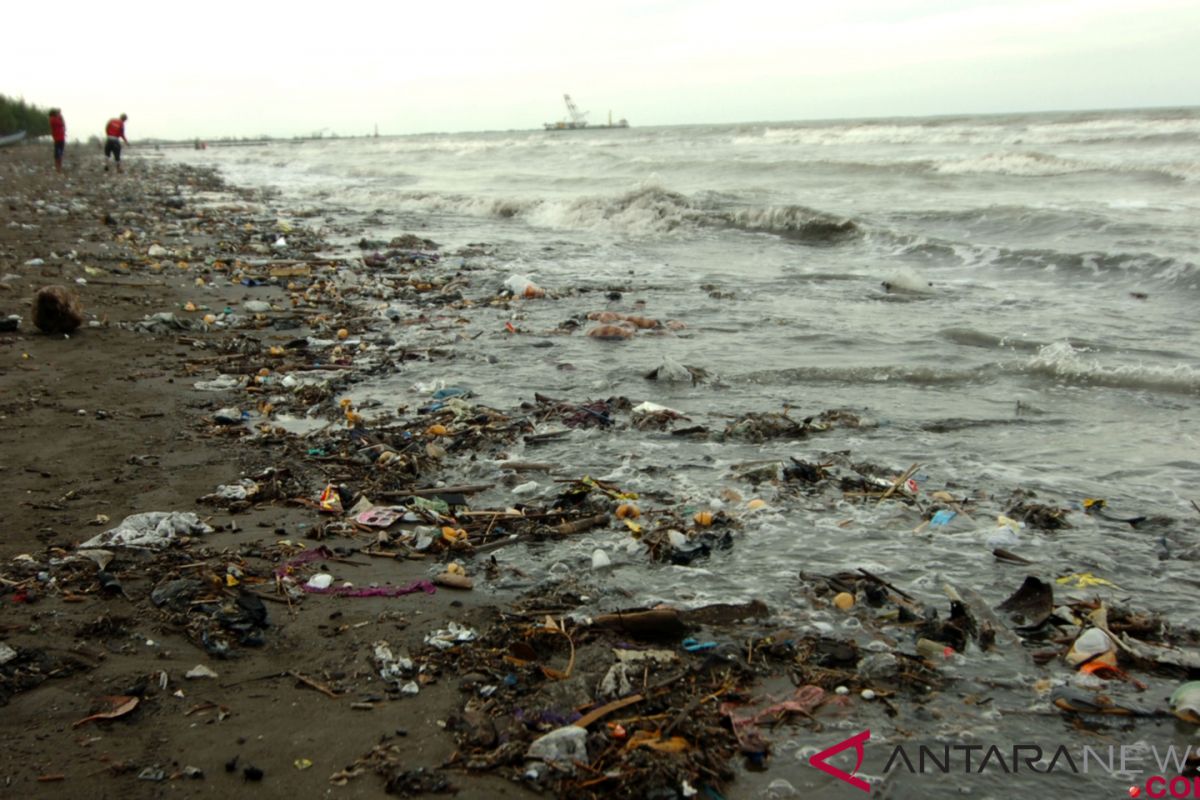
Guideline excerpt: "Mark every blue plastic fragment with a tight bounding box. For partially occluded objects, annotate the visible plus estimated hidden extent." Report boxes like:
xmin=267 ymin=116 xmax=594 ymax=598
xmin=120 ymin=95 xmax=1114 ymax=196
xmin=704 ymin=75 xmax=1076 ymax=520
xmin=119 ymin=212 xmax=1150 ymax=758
xmin=681 ymin=637 xmax=718 ymax=652
xmin=432 ymin=387 xmax=471 ymax=400
xmin=930 ymin=509 xmax=957 ymax=528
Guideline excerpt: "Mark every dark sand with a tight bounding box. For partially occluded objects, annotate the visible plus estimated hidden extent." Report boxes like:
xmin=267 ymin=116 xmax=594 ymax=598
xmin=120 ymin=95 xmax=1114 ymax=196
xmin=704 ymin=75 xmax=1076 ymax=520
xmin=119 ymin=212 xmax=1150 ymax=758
xmin=0 ymin=143 xmax=534 ymax=799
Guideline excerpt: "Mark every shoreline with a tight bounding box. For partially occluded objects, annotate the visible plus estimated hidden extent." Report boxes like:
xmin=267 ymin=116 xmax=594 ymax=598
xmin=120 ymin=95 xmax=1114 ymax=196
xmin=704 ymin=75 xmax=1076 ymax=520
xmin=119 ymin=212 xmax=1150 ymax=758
xmin=0 ymin=144 xmax=803 ymax=800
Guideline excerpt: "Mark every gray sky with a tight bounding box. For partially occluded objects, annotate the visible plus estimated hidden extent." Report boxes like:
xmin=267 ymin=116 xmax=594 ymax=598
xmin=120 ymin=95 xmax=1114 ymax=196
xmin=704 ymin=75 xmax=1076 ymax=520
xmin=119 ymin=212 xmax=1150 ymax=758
xmin=8 ymin=0 xmax=1199 ymax=140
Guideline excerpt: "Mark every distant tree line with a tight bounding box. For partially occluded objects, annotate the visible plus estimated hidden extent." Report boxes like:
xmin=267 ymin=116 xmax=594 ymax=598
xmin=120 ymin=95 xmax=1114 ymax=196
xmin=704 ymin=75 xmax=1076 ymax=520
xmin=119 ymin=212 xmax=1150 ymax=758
xmin=0 ymin=94 xmax=52 ymax=137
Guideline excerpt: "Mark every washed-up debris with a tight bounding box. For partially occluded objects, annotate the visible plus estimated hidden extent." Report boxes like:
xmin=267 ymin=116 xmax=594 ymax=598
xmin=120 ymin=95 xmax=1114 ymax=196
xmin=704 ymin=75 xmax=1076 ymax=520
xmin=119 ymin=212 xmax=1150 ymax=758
xmin=643 ymin=355 xmax=703 ymax=383
xmin=131 ymin=311 xmax=200 ymax=333
xmin=373 ymin=641 xmax=415 ymax=686
xmin=72 ymin=695 xmax=139 ymax=728
xmin=31 ymin=285 xmax=83 ymax=334
xmin=722 ymin=408 xmax=872 ymax=442
xmin=1005 ymin=491 xmax=1073 ymax=530
xmin=1170 ymin=682 xmax=1200 ymax=723
xmin=425 ymin=622 xmax=477 ymax=650
xmin=80 ymin=512 xmax=214 ymax=549
xmin=0 ymin=643 xmax=17 ymax=666
xmin=997 ymin=576 xmax=1054 ymax=629
xmin=1066 ymin=627 xmax=1119 ymax=668
xmin=185 ymin=664 xmax=219 ymax=680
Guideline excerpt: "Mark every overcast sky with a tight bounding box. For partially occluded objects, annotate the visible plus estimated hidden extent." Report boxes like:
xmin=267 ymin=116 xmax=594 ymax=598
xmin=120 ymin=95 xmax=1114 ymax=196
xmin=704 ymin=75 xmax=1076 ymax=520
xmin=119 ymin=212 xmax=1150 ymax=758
xmin=7 ymin=0 xmax=1199 ymax=140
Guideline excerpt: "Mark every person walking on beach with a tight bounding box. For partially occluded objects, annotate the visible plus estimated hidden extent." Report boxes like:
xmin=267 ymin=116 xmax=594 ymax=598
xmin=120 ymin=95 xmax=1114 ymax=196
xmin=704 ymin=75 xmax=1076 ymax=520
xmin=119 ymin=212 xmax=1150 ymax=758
xmin=48 ymin=108 xmax=66 ymax=173
xmin=104 ymin=113 xmax=129 ymax=173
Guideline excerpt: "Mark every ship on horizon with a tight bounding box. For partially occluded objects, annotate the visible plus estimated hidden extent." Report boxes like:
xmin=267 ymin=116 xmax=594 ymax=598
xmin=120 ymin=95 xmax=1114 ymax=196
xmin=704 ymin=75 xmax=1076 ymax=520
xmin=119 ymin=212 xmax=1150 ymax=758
xmin=543 ymin=94 xmax=629 ymax=130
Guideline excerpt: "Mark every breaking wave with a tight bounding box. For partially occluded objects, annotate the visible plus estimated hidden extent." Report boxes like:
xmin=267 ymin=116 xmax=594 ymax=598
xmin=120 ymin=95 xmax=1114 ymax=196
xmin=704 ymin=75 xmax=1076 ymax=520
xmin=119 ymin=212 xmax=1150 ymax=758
xmin=718 ymin=205 xmax=859 ymax=245
xmin=932 ymin=151 xmax=1189 ymax=181
xmin=1023 ymin=342 xmax=1200 ymax=395
xmin=744 ymin=111 xmax=1200 ymax=149
xmin=880 ymin=232 xmax=1199 ymax=287
xmin=743 ymin=365 xmax=991 ymax=387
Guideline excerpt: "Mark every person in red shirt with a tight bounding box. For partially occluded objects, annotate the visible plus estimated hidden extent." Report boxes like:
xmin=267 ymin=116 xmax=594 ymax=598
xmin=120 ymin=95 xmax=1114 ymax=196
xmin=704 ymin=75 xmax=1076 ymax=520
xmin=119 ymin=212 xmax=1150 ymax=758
xmin=48 ymin=108 xmax=66 ymax=173
xmin=104 ymin=113 xmax=129 ymax=173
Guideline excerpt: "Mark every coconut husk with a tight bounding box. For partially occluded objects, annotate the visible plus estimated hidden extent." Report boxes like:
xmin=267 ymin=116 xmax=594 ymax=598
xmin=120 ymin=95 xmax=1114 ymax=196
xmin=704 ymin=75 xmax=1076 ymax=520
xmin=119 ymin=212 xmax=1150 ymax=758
xmin=32 ymin=285 xmax=83 ymax=334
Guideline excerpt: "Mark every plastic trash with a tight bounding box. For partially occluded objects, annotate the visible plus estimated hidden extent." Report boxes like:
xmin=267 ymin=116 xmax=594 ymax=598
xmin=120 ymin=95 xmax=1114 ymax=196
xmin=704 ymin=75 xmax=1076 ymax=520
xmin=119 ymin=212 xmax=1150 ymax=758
xmin=526 ymin=725 xmax=588 ymax=768
xmin=652 ymin=356 xmax=692 ymax=383
xmin=1169 ymin=682 xmax=1200 ymax=723
xmin=373 ymin=641 xmax=414 ymax=683
xmin=212 ymin=479 xmax=259 ymax=501
xmin=1066 ymin=628 xmax=1117 ymax=668
xmin=632 ymin=401 xmax=682 ymax=418
xmin=319 ymin=484 xmax=344 ymax=514
xmin=306 ymin=573 xmax=334 ymax=590
xmin=355 ymin=507 xmax=404 ymax=528
xmin=194 ymin=374 xmax=244 ymax=392
xmin=591 ymin=549 xmax=612 ymax=570
xmin=213 ymin=407 xmax=245 ymax=425
xmin=424 ymin=622 xmax=477 ymax=650
xmin=504 ymin=274 xmax=545 ymax=299
xmin=929 ymin=509 xmax=957 ymax=528
xmin=185 ymin=664 xmax=219 ymax=680
xmin=81 ymin=512 xmax=214 ymax=549
xmin=681 ymin=638 xmax=717 ymax=652
xmin=985 ymin=516 xmax=1023 ymax=548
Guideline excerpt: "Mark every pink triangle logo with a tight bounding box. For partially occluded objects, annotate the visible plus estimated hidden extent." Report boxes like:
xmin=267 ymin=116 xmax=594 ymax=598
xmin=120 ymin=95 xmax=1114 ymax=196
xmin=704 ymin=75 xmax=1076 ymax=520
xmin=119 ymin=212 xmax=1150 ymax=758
xmin=808 ymin=729 xmax=871 ymax=792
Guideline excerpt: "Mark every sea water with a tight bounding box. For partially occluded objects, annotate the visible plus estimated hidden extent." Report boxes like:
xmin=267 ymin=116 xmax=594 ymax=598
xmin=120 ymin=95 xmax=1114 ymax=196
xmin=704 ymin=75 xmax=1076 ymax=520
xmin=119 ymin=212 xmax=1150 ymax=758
xmin=167 ymin=107 xmax=1200 ymax=797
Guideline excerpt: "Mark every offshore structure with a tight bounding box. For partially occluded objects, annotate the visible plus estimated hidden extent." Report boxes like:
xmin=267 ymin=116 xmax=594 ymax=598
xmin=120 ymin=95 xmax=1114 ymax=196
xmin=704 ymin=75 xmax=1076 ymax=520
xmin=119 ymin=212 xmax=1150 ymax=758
xmin=543 ymin=94 xmax=629 ymax=130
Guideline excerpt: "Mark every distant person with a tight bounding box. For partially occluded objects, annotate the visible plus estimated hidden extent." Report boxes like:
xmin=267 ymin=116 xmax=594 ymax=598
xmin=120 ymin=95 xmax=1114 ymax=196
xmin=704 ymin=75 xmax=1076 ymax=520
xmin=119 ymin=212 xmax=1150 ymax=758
xmin=48 ymin=108 xmax=66 ymax=173
xmin=104 ymin=113 xmax=129 ymax=173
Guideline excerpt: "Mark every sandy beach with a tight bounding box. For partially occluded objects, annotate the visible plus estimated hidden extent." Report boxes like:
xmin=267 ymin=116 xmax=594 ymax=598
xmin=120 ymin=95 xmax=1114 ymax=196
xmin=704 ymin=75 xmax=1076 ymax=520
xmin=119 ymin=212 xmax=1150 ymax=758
xmin=2 ymin=143 xmax=812 ymax=800
xmin=0 ymin=144 xmax=546 ymax=799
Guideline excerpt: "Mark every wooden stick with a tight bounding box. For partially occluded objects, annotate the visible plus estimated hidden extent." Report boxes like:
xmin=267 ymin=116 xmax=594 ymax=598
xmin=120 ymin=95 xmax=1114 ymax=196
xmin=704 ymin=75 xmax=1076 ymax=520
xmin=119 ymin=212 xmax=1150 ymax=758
xmin=375 ymin=483 xmax=493 ymax=498
xmin=554 ymin=513 xmax=610 ymax=535
xmin=287 ymin=670 xmax=341 ymax=699
xmin=878 ymin=463 xmax=920 ymax=504
xmin=573 ymin=694 xmax=644 ymax=729
xmin=857 ymin=567 xmax=916 ymax=602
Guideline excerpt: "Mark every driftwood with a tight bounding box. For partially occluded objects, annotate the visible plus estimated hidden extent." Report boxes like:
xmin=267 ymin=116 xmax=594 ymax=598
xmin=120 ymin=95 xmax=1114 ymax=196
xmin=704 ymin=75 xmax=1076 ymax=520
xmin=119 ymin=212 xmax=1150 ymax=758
xmin=592 ymin=608 xmax=690 ymax=639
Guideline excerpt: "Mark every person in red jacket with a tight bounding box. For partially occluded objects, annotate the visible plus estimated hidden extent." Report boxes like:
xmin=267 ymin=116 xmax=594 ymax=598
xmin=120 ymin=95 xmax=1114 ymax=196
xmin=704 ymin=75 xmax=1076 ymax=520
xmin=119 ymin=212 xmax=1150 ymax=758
xmin=49 ymin=108 xmax=66 ymax=173
xmin=104 ymin=113 xmax=129 ymax=173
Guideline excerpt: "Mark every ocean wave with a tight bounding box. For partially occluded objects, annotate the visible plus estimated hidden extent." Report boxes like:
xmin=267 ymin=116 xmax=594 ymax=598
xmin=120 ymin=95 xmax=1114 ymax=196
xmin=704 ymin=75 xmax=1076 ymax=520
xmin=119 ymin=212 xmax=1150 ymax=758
xmin=378 ymin=187 xmax=865 ymax=242
xmin=939 ymin=328 xmax=1047 ymax=353
xmin=743 ymin=364 xmax=988 ymax=387
xmin=718 ymin=205 xmax=859 ymax=245
xmin=1023 ymin=342 xmax=1200 ymax=395
xmin=932 ymin=151 xmax=1188 ymax=182
xmin=532 ymin=186 xmax=701 ymax=234
xmin=878 ymin=231 xmax=1199 ymax=287
xmin=978 ymin=245 xmax=1198 ymax=284
xmin=741 ymin=112 xmax=1200 ymax=149
xmin=935 ymin=151 xmax=1093 ymax=177
xmin=386 ymin=191 xmax=543 ymax=220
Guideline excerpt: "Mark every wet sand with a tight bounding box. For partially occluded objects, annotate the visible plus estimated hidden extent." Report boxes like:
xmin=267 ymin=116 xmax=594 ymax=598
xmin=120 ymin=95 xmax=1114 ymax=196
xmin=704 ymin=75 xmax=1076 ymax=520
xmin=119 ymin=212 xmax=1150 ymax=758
xmin=0 ymin=144 xmax=533 ymax=799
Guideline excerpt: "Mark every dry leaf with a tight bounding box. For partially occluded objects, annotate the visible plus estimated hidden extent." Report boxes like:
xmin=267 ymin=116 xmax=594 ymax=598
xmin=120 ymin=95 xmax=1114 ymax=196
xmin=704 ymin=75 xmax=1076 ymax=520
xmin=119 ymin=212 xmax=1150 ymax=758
xmin=72 ymin=695 xmax=139 ymax=728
